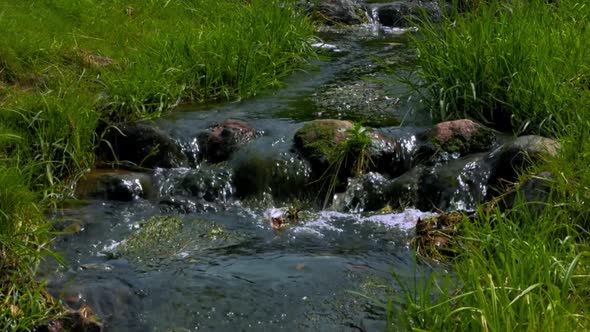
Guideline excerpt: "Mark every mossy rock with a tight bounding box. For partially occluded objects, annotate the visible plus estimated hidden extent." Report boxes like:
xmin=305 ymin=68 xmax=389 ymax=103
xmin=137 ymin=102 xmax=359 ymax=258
xmin=416 ymin=119 xmax=496 ymax=163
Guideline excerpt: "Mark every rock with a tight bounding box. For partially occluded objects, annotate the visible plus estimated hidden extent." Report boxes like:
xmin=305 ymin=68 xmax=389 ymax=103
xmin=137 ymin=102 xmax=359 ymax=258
xmin=98 ymin=122 xmax=187 ymax=168
xmin=416 ymin=119 xmax=495 ymax=163
xmin=293 ymin=119 xmax=406 ymax=183
xmin=372 ymin=0 xmax=444 ymax=27
xmin=374 ymin=0 xmax=447 ymax=27
xmin=312 ymin=0 xmax=366 ymax=25
xmin=382 ymin=153 xmax=495 ymax=212
xmin=487 ymin=135 xmax=560 ymax=191
xmin=75 ymin=169 xmax=152 ymax=201
xmin=197 ymin=119 xmax=256 ymax=163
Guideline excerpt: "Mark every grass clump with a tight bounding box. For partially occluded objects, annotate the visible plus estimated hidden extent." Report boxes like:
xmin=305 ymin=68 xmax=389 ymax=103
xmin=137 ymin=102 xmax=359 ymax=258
xmin=410 ymin=0 xmax=590 ymax=134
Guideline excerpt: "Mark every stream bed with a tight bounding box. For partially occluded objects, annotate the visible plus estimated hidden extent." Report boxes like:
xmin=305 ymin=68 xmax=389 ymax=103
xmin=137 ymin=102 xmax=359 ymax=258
xmin=42 ymin=22 xmax=455 ymax=331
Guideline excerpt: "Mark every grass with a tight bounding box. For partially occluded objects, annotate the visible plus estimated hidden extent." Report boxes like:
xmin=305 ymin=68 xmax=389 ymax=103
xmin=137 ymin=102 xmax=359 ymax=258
xmin=0 ymin=0 xmax=315 ymax=329
xmin=407 ymin=0 xmax=590 ymax=134
xmin=386 ymin=0 xmax=590 ymax=330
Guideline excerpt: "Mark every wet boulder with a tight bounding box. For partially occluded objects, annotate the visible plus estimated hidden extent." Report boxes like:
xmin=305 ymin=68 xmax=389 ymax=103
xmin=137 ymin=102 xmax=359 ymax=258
xmin=374 ymin=0 xmax=447 ymax=27
xmin=293 ymin=119 xmax=406 ymax=182
xmin=151 ymin=167 xmax=234 ymax=203
xmin=415 ymin=119 xmax=495 ymax=163
xmin=380 ymin=153 xmax=495 ymax=212
xmin=75 ymin=169 xmax=152 ymax=201
xmin=98 ymin=122 xmax=187 ymax=168
xmin=309 ymin=0 xmax=366 ymax=25
xmin=487 ymin=135 xmax=560 ymax=191
xmin=197 ymin=119 xmax=256 ymax=163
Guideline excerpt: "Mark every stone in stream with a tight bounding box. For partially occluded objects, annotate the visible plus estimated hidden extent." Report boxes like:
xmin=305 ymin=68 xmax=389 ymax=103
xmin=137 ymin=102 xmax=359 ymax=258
xmin=338 ymin=153 xmax=495 ymax=213
xmin=293 ymin=119 xmax=407 ymax=185
xmin=372 ymin=1 xmax=448 ymax=27
xmin=415 ymin=119 xmax=496 ymax=164
xmin=486 ymin=135 xmax=561 ymax=193
xmin=197 ymin=119 xmax=256 ymax=163
xmin=97 ymin=121 xmax=188 ymax=169
xmin=493 ymin=171 xmax=554 ymax=213
xmin=75 ymin=169 xmax=152 ymax=201
xmin=306 ymin=0 xmax=366 ymax=25
xmin=108 ymin=216 xmax=244 ymax=264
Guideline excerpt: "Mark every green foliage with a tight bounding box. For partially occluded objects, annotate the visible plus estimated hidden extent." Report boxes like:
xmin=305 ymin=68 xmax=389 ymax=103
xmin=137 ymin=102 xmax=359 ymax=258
xmin=316 ymin=122 xmax=374 ymax=207
xmin=409 ymin=0 xmax=590 ymax=134
xmin=386 ymin=1 xmax=590 ymax=330
xmin=0 ymin=0 xmax=314 ymax=120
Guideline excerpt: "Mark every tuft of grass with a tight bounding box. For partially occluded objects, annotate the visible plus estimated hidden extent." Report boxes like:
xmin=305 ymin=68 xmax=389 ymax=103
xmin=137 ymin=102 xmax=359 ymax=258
xmin=314 ymin=122 xmax=374 ymax=208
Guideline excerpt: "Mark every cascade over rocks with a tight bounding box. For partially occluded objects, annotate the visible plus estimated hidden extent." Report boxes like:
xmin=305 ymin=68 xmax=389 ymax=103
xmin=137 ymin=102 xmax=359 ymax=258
xmin=197 ymin=119 xmax=256 ymax=163
xmin=98 ymin=121 xmax=188 ymax=169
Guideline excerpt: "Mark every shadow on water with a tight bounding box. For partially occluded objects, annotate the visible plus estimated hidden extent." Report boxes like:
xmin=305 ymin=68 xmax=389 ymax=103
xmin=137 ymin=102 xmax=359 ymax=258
xmin=42 ymin=22 xmax=450 ymax=332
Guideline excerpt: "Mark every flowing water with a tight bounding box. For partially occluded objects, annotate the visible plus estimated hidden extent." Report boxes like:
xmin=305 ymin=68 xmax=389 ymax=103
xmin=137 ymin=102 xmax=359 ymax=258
xmin=42 ymin=23 xmax=461 ymax=331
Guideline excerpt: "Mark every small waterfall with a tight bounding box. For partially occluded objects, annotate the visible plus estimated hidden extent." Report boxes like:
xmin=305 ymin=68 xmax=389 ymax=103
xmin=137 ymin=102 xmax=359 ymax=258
xmin=365 ymin=5 xmax=382 ymax=32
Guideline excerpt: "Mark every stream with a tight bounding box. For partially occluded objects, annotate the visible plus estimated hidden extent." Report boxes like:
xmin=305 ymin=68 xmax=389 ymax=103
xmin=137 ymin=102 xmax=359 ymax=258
xmin=42 ymin=19 xmax=459 ymax=332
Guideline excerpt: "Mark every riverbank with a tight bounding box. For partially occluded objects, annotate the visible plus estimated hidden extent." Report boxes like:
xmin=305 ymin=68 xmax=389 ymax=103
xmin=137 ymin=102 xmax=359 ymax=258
xmin=0 ymin=0 xmax=314 ymax=329
xmin=391 ymin=0 xmax=590 ymax=330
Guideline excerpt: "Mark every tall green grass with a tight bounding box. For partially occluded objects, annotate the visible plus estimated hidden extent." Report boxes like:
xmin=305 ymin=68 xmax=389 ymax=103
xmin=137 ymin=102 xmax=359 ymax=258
xmin=410 ymin=0 xmax=590 ymax=134
xmin=389 ymin=0 xmax=590 ymax=330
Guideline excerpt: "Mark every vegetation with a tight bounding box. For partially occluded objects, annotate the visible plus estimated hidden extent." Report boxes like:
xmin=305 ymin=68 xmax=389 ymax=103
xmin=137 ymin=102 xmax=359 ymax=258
xmin=410 ymin=0 xmax=590 ymax=134
xmin=0 ymin=0 xmax=314 ymax=329
xmin=389 ymin=0 xmax=590 ymax=330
